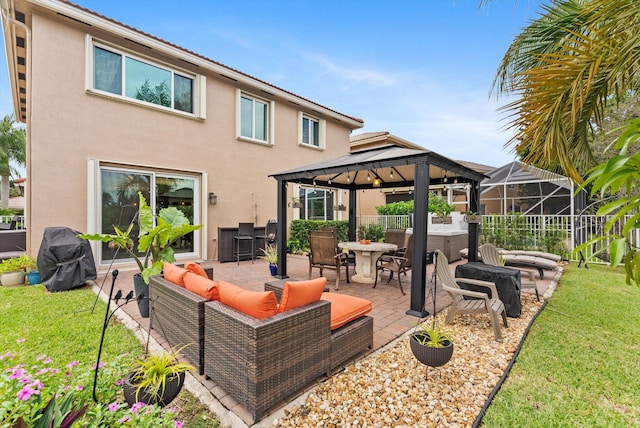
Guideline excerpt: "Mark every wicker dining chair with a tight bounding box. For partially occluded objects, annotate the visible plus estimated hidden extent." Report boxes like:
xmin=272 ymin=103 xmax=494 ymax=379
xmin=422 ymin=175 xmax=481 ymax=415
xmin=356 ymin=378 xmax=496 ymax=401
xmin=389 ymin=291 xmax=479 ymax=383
xmin=434 ymin=250 xmax=508 ymax=341
xmin=479 ymin=243 xmax=540 ymax=301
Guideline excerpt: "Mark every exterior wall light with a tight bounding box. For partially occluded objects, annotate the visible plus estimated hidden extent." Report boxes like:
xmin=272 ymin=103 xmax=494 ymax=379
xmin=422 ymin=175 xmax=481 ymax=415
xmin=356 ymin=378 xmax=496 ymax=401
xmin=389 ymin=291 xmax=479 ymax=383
xmin=209 ymin=192 xmax=217 ymax=205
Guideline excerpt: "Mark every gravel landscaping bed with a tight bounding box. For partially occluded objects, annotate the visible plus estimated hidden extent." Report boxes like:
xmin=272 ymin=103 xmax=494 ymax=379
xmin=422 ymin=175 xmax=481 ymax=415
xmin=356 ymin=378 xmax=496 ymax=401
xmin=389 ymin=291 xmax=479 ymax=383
xmin=273 ymin=293 xmax=545 ymax=427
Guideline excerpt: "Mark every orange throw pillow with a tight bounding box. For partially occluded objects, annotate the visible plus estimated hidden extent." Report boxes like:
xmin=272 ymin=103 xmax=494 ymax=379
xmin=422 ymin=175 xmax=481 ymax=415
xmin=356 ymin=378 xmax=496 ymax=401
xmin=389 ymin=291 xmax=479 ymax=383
xmin=218 ymin=280 xmax=278 ymax=320
xmin=183 ymin=272 xmax=219 ymax=301
xmin=321 ymin=292 xmax=372 ymax=330
xmin=278 ymin=277 xmax=327 ymax=313
xmin=163 ymin=262 xmax=188 ymax=287
xmin=185 ymin=261 xmax=208 ymax=278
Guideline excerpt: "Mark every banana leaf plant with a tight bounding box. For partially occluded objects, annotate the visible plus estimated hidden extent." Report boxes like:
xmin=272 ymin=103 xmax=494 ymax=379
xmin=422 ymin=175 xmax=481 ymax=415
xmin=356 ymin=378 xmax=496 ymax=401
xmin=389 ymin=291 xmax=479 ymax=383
xmin=79 ymin=192 xmax=203 ymax=283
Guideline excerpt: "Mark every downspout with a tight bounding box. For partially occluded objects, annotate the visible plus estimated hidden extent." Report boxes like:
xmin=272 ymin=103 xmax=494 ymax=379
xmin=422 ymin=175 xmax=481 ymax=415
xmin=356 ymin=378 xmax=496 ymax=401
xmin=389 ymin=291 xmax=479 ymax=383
xmin=1 ymin=0 xmax=31 ymax=252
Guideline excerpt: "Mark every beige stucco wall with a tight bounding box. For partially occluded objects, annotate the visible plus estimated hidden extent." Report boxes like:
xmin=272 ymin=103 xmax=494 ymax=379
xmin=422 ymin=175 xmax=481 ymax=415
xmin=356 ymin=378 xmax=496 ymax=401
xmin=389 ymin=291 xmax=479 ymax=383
xmin=26 ymin=12 xmax=356 ymax=266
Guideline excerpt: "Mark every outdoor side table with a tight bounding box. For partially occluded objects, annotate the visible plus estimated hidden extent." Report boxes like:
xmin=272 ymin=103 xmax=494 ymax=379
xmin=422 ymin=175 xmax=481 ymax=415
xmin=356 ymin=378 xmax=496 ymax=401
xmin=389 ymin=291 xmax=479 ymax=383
xmin=455 ymin=261 xmax=522 ymax=317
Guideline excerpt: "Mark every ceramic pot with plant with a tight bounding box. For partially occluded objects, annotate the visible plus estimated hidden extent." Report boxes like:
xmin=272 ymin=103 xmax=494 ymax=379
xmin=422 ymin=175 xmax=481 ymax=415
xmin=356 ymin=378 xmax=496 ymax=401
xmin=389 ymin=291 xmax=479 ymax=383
xmin=122 ymin=346 xmax=194 ymax=407
xmin=78 ymin=192 xmax=203 ymax=317
xmin=464 ymin=211 xmax=481 ymax=224
xmin=257 ymin=244 xmax=278 ymax=276
xmin=0 ymin=254 xmax=37 ymax=287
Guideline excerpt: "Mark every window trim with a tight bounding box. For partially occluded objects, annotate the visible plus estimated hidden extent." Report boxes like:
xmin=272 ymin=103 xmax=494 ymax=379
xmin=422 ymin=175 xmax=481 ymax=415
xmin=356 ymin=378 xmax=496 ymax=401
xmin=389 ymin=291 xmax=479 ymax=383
xmin=298 ymin=111 xmax=326 ymax=150
xmin=235 ymin=89 xmax=275 ymax=146
xmin=86 ymin=36 xmax=206 ymax=119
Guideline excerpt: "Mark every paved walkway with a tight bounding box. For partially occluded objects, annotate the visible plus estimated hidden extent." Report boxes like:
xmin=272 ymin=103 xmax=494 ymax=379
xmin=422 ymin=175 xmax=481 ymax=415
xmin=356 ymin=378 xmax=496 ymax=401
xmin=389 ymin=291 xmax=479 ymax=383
xmin=93 ymin=254 xmax=556 ymax=427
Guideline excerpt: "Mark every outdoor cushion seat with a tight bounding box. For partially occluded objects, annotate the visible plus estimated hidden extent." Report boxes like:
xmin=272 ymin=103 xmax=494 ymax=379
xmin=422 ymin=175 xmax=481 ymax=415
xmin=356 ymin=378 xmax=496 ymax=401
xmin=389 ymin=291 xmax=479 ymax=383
xmin=217 ymin=280 xmax=278 ymax=319
xmin=503 ymin=249 xmax=561 ymax=262
xmin=321 ymin=292 xmax=372 ymax=330
xmin=460 ymin=247 xmax=559 ymax=279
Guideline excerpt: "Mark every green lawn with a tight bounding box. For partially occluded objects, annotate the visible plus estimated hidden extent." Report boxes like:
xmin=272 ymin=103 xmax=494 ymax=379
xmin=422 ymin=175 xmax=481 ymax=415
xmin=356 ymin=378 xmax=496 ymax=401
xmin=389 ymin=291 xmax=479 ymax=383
xmin=0 ymin=284 xmax=218 ymax=427
xmin=483 ymin=263 xmax=640 ymax=427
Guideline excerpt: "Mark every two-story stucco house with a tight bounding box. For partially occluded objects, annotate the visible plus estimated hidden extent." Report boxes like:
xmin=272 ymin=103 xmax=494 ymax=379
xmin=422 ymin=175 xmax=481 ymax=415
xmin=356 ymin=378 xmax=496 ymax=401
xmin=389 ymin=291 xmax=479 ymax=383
xmin=1 ymin=0 xmax=363 ymax=268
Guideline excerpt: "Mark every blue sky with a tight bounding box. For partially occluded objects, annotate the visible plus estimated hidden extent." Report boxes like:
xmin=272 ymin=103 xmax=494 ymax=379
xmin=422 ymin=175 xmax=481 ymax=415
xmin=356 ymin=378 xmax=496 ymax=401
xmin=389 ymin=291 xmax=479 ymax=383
xmin=0 ymin=0 xmax=550 ymax=168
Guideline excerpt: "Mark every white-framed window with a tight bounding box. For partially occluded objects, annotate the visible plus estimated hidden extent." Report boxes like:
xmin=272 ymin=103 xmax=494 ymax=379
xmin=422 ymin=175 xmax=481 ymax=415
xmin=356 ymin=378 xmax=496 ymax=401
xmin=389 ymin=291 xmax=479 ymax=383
xmin=299 ymin=187 xmax=334 ymax=220
xmin=93 ymin=164 xmax=201 ymax=265
xmin=298 ymin=112 xmax=326 ymax=149
xmin=87 ymin=38 xmax=206 ymax=118
xmin=236 ymin=89 xmax=275 ymax=145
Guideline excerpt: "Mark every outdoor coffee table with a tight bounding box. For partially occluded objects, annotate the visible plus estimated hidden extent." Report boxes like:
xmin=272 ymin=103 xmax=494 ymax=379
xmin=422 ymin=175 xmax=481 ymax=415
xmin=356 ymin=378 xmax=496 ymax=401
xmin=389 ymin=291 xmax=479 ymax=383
xmin=338 ymin=241 xmax=397 ymax=284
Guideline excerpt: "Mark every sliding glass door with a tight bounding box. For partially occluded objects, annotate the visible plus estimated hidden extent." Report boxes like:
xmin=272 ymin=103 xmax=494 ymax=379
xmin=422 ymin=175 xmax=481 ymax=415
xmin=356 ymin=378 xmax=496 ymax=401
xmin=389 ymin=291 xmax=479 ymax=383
xmin=99 ymin=167 xmax=199 ymax=264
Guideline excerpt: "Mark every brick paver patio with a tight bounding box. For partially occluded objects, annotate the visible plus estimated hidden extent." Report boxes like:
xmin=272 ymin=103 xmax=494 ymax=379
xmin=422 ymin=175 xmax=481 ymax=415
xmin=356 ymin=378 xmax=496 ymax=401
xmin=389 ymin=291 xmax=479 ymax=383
xmin=93 ymin=253 xmax=554 ymax=427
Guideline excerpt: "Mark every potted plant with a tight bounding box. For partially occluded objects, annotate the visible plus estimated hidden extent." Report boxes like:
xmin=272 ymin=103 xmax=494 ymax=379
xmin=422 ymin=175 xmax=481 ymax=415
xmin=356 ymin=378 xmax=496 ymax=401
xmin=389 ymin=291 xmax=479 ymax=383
xmin=257 ymin=244 xmax=278 ymax=276
xmin=288 ymin=196 xmax=303 ymax=208
xmin=429 ymin=192 xmax=455 ymax=224
xmin=78 ymin=192 xmax=203 ymax=317
xmin=464 ymin=211 xmax=482 ymax=224
xmin=122 ymin=346 xmax=194 ymax=407
xmin=334 ymin=203 xmax=347 ymax=211
xmin=0 ymin=254 xmax=37 ymax=287
xmin=409 ymin=322 xmax=454 ymax=374
xmin=357 ymin=223 xmax=384 ymax=244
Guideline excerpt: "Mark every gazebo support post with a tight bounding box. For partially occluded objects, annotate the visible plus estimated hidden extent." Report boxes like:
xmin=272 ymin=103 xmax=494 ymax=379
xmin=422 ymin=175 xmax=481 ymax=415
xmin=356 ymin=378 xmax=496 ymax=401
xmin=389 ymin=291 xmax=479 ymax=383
xmin=275 ymin=178 xmax=288 ymax=279
xmin=348 ymin=189 xmax=357 ymax=241
xmin=406 ymin=162 xmax=429 ymax=317
xmin=467 ymin=179 xmax=480 ymax=262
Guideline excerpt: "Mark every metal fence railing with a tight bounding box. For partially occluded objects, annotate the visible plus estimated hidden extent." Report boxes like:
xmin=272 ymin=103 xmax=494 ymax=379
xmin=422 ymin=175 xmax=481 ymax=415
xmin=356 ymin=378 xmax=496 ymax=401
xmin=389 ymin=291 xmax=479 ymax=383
xmin=357 ymin=213 xmax=640 ymax=265
xmin=0 ymin=215 xmax=25 ymax=230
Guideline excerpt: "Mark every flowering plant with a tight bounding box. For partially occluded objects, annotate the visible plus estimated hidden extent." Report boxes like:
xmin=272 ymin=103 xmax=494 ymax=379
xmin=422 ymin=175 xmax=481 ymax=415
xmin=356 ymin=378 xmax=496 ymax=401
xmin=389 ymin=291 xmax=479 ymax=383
xmin=0 ymin=339 xmax=183 ymax=427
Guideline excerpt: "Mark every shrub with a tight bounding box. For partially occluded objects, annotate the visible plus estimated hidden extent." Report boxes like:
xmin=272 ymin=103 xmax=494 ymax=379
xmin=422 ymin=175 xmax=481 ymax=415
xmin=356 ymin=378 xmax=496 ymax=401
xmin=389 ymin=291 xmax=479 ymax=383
xmin=287 ymin=220 xmax=349 ymax=253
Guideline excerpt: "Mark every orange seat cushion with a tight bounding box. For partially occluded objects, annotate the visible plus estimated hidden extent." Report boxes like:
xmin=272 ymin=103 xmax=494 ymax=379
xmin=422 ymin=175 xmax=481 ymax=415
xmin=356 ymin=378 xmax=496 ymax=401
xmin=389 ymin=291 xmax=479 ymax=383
xmin=163 ymin=262 xmax=188 ymax=287
xmin=321 ymin=292 xmax=372 ymax=330
xmin=183 ymin=272 xmax=219 ymax=301
xmin=278 ymin=277 xmax=326 ymax=313
xmin=218 ymin=280 xmax=278 ymax=320
xmin=185 ymin=261 xmax=208 ymax=278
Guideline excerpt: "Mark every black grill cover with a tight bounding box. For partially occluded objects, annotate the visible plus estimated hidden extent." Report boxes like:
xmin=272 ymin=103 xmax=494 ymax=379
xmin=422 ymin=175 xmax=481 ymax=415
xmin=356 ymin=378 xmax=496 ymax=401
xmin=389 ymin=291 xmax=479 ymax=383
xmin=37 ymin=227 xmax=97 ymax=292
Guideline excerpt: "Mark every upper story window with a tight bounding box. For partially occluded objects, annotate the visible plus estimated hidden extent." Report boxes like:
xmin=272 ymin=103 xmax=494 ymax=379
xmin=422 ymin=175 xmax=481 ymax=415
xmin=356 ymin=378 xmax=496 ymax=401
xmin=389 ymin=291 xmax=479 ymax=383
xmin=298 ymin=112 xmax=326 ymax=149
xmin=236 ymin=90 xmax=274 ymax=145
xmin=89 ymin=40 xmax=205 ymax=118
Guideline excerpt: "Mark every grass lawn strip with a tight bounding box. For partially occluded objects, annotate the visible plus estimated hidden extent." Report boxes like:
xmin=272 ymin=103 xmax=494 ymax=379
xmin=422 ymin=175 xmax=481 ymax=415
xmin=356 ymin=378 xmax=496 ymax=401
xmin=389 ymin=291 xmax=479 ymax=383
xmin=483 ymin=263 xmax=640 ymax=427
xmin=0 ymin=284 xmax=219 ymax=427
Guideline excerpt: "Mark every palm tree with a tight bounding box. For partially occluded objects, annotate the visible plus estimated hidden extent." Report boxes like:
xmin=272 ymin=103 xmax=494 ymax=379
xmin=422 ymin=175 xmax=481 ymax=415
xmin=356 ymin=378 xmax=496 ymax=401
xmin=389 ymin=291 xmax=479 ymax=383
xmin=492 ymin=0 xmax=640 ymax=183
xmin=491 ymin=0 xmax=640 ymax=283
xmin=0 ymin=114 xmax=26 ymax=208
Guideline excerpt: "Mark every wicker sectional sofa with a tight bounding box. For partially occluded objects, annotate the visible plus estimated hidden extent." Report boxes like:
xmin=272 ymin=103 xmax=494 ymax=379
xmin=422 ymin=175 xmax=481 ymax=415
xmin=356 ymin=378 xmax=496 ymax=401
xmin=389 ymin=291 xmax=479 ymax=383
xmin=149 ymin=276 xmax=208 ymax=374
xmin=148 ymin=274 xmax=373 ymax=424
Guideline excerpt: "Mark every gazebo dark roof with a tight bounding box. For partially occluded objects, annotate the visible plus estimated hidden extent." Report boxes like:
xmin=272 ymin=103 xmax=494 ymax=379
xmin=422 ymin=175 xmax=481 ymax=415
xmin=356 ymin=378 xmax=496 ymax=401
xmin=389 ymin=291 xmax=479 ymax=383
xmin=270 ymin=145 xmax=486 ymax=317
xmin=271 ymin=146 xmax=486 ymax=189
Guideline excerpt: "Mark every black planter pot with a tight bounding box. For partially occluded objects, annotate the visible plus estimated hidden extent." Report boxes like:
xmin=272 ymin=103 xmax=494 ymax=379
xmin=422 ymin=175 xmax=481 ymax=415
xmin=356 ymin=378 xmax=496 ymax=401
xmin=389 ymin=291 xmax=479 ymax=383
xmin=410 ymin=333 xmax=454 ymax=368
xmin=122 ymin=371 xmax=185 ymax=407
xmin=133 ymin=274 xmax=149 ymax=318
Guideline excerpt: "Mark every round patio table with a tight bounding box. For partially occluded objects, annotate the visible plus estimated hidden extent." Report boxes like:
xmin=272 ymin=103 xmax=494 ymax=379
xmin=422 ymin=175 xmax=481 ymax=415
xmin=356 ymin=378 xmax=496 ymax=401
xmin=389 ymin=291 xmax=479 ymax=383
xmin=338 ymin=241 xmax=397 ymax=284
